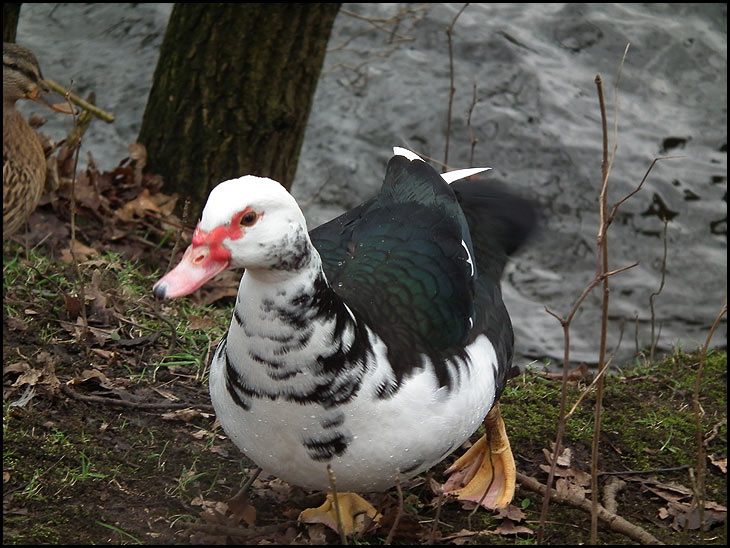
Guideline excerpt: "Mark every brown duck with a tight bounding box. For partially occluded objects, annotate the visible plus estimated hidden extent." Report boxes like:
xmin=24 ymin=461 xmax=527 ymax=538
xmin=3 ymin=42 xmax=69 ymax=240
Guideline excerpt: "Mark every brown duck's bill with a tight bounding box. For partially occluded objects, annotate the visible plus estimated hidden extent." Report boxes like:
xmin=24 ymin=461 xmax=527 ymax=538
xmin=27 ymin=85 xmax=76 ymax=114
xmin=153 ymin=244 xmax=230 ymax=299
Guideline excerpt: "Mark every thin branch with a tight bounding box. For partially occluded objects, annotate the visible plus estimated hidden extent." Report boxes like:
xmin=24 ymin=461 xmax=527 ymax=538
xmin=690 ymin=296 xmax=727 ymax=531
xmin=61 ymin=79 xmax=90 ymax=351
xmin=384 ymin=474 xmax=403 ymax=545
xmin=327 ymin=465 xmax=347 ymax=545
xmin=45 ymin=78 xmax=115 ymax=122
xmin=591 ymin=71 xmax=613 ymax=545
xmin=443 ymin=3 xmax=469 ymax=170
xmin=649 ymin=219 xmax=669 ymax=361
xmin=519 ymin=472 xmax=663 ymax=545
xmin=466 ymin=83 xmax=479 ymax=166
xmin=60 ymin=384 xmax=214 ymax=411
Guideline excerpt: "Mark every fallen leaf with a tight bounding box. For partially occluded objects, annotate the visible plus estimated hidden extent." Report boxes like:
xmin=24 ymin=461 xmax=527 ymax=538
xmin=11 ymin=352 xmax=60 ymax=395
xmin=59 ymin=240 xmax=100 ymax=262
xmin=115 ymin=188 xmax=162 ymax=222
xmin=161 ymin=408 xmax=212 ymax=422
xmin=496 ymin=504 xmax=526 ymax=522
xmin=543 ymin=444 xmax=572 ymax=467
xmin=188 ymin=316 xmax=219 ymax=330
xmin=491 ymin=519 xmax=534 ymax=536
xmin=228 ymin=494 xmax=257 ymax=526
xmin=556 ymin=477 xmax=585 ymax=500
xmin=5 ymin=317 xmax=27 ymax=331
xmin=307 ymin=523 xmax=328 ymax=544
xmin=710 ymin=454 xmax=726 ymax=474
xmin=538 ymin=362 xmax=589 ymax=382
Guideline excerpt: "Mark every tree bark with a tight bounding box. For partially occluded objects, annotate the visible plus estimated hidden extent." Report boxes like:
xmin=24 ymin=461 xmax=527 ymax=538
xmin=3 ymin=3 xmax=21 ymax=43
xmin=137 ymin=3 xmax=340 ymax=212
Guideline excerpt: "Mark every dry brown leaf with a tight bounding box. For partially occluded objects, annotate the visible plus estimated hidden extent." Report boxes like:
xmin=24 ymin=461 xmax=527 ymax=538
xmin=90 ymin=348 xmax=115 ymax=362
xmin=495 ymin=504 xmax=526 ymax=522
xmin=4 ymin=362 xmax=32 ymax=377
xmin=11 ymin=367 xmax=42 ymax=388
xmin=188 ymin=316 xmax=219 ymax=330
xmin=60 ymin=240 xmax=100 ymax=263
xmin=710 ymin=454 xmax=727 ymax=474
xmin=566 ymin=467 xmax=591 ymax=486
xmin=491 ymin=519 xmax=534 ymax=536
xmin=151 ymin=387 xmax=180 ymax=401
xmin=209 ymin=445 xmax=230 ymax=458
xmin=5 ymin=317 xmax=28 ymax=332
xmin=306 ymin=523 xmax=329 ymax=544
xmin=228 ymin=494 xmax=257 ymax=526
xmin=63 ymin=294 xmax=82 ymax=320
xmin=11 ymin=352 xmax=61 ymax=395
xmin=542 ymin=444 xmax=572 ymax=468
xmin=556 ymin=477 xmax=586 ymax=500
xmin=150 ymin=191 xmax=179 ymax=217
xmin=161 ymin=408 xmax=210 ymax=422
xmin=115 ymin=188 xmax=161 ymax=222
xmin=128 ymin=141 xmax=147 ymax=167
xmin=538 ymin=362 xmax=589 ymax=382
xmin=79 ymin=368 xmax=112 ymax=387
xmin=666 ymin=500 xmax=727 ymax=532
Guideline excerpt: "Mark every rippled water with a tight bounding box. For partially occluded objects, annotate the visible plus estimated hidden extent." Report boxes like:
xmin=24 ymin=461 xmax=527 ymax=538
xmin=16 ymin=3 xmax=727 ymax=368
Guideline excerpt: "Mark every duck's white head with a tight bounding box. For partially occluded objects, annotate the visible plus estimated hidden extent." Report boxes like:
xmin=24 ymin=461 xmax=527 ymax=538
xmin=153 ymin=175 xmax=310 ymax=299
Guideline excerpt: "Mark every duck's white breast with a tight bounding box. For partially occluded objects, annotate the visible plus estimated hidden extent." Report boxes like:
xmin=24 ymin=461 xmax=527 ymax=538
xmin=209 ymin=329 xmax=497 ymax=492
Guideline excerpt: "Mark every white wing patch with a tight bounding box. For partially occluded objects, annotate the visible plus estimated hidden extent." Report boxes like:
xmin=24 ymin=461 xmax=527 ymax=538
xmin=392 ymin=147 xmax=490 ymax=183
xmin=441 ymin=167 xmax=491 ymax=183
xmin=461 ymin=239 xmax=475 ymax=278
xmin=393 ymin=147 xmax=423 ymax=161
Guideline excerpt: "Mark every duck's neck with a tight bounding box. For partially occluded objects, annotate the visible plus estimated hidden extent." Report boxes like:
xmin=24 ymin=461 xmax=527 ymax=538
xmin=230 ymin=248 xmax=355 ymax=363
xmin=223 ymin=248 xmax=374 ymax=407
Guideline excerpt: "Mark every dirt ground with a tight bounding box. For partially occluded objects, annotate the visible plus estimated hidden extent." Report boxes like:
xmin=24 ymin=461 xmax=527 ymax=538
xmin=3 ymin=150 xmax=727 ymax=545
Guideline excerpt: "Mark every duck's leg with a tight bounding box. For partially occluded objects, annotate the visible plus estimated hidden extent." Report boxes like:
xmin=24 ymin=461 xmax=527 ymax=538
xmin=299 ymin=492 xmax=382 ymax=536
xmin=442 ymin=403 xmax=516 ymax=509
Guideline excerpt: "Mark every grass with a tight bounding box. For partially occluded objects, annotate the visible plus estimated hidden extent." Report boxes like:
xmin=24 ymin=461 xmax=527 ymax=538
xmin=3 ymin=240 xmax=727 ymax=545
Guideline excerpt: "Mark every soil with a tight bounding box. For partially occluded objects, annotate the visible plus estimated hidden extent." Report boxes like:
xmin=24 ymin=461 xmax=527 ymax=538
xmin=3 ymin=151 xmax=727 ymax=545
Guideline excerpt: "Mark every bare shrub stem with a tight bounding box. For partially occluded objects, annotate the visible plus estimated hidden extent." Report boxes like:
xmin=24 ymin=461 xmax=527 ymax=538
xmin=690 ymin=296 xmax=727 ymax=531
xmin=443 ymin=3 xmax=469 ymax=170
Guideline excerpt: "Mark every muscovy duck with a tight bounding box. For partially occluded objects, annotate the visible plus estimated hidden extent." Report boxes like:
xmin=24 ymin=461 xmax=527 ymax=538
xmin=154 ymin=148 xmax=536 ymax=535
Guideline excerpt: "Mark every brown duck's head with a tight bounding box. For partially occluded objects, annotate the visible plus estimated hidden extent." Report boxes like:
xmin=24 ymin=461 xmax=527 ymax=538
xmin=3 ymin=42 xmax=73 ymax=113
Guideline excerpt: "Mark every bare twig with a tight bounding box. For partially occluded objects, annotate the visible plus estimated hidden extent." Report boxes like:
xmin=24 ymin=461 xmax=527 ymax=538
xmin=537 ymin=45 xmax=670 ymax=544
xmin=60 ymin=384 xmax=214 ymax=411
xmin=590 ymin=71 xmax=613 ymax=545
xmin=602 ymin=476 xmax=626 ymax=514
xmin=384 ymin=474 xmax=403 ymax=545
xmin=324 ymin=5 xmax=431 ymax=86
xmin=518 ymin=472 xmax=663 ymax=544
xmin=466 ymin=83 xmax=479 ymax=166
xmin=689 ymin=296 xmax=727 ymax=531
xmin=60 ymin=79 xmax=90 ymax=350
xmin=426 ymin=488 xmax=445 ymax=545
xmin=44 ymin=78 xmax=115 ymax=122
xmin=228 ymin=467 xmax=263 ymax=506
xmin=649 ymin=219 xmax=669 ymax=361
xmin=338 ymin=5 xmax=429 ymax=42
xmin=327 ymin=465 xmax=347 ymax=545
xmin=597 ymin=465 xmax=691 ymax=477
xmin=443 ymin=3 xmax=469 ymax=170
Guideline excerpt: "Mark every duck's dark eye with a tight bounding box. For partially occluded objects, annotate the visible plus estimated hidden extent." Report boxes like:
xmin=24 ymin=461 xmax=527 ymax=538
xmin=239 ymin=210 xmax=259 ymax=227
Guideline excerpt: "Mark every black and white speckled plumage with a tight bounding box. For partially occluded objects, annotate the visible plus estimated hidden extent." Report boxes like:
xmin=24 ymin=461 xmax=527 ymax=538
xmin=155 ymin=148 xmax=536 ymax=493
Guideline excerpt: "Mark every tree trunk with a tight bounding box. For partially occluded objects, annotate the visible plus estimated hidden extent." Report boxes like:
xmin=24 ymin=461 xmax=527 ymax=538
xmin=3 ymin=3 xmax=21 ymax=43
xmin=137 ymin=3 xmax=340 ymax=212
